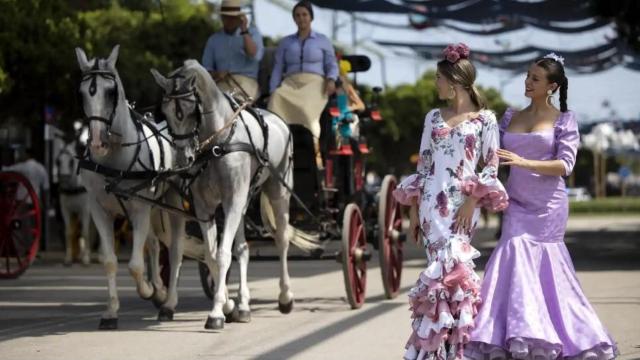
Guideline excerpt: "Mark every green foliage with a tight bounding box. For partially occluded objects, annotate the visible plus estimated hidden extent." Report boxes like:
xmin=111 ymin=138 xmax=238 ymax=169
xmin=0 ymin=0 xmax=218 ymax=130
xmin=366 ymin=70 xmax=509 ymax=175
xmin=570 ymin=196 xmax=640 ymax=214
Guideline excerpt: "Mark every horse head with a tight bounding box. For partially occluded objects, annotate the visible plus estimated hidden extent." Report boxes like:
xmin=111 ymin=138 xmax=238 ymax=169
xmin=56 ymin=136 xmax=85 ymax=190
xmin=151 ymin=60 xmax=225 ymax=168
xmin=75 ymin=45 xmax=123 ymax=158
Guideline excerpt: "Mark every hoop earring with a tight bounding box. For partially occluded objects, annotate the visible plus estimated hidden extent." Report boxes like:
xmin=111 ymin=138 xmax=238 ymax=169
xmin=449 ymin=86 xmax=456 ymax=100
xmin=546 ymin=89 xmax=553 ymax=106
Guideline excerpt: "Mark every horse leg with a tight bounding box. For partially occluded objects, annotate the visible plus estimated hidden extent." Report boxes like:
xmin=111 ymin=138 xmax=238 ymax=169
xmin=90 ymin=202 xmax=119 ymax=329
xmin=205 ymin=191 xmax=247 ymax=330
xmin=268 ymin=191 xmax=294 ymax=313
xmin=79 ymin=204 xmax=92 ymax=266
xmin=145 ymin=224 xmax=168 ymax=308
xmin=60 ymin=196 xmax=73 ymax=266
xmin=194 ymin=200 xmax=226 ymax=329
xmin=128 ymin=206 xmax=155 ymax=300
xmin=233 ymin=218 xmax=251 ymax=323
xmin=158 ymin=198 xmax=186 ymax=321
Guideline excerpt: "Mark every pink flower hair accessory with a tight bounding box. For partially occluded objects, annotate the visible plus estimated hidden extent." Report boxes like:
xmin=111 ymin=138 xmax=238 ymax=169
xmin=442 ymin=43 xmax=471 ymax=64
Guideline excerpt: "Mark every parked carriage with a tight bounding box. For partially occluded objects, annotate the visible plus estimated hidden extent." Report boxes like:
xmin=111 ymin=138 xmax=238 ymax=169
xmin=0 ymin=124 xmax=42 ymax=279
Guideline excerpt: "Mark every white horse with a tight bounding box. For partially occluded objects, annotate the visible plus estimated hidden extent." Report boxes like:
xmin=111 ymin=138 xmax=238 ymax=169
xmin=55 ymin=132 xmax=93 ymax=266
xmin=76 ymin=45 xmax=186 ymax=329
xmin=151 ymin=60 xmax=319 ymax=330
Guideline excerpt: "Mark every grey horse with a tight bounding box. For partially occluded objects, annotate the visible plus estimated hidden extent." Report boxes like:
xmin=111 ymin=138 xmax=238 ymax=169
xmin=76 ymin=45 xmax=187 ymax=329
xmin=151 ymin=60 xmax=318 ymax=330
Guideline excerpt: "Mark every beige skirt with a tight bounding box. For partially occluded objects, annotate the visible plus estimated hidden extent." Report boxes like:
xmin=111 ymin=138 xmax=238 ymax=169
xmin=267 ymin=73 xmax=329 ymax=139
xmin=217 ymin=74 xmax=260 ymax=102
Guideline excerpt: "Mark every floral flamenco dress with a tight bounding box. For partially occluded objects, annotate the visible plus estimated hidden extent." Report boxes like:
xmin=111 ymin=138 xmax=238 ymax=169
xmin=394 ymin=109 xmax=509 ymax=360
xmin=464 ymin=108 xmax=618 ymax=360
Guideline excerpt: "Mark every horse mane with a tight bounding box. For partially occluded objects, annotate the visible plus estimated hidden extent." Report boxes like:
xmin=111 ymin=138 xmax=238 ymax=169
xmin=175 ymin=60 xmax=221 ymax=101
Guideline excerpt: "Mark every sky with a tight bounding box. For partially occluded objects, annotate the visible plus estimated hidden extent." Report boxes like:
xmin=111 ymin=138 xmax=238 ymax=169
xmin=250 ymin=0 xmax=640 ymax=122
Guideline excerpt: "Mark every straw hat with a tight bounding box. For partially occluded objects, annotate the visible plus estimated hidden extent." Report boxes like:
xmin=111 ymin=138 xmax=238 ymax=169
xmin=219 ymin=0 xmax=246 ymax=16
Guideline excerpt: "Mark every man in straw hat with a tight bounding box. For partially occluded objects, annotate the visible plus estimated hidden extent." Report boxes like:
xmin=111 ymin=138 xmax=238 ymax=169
xmin=201 ymin=0 xmax=264 ymax=101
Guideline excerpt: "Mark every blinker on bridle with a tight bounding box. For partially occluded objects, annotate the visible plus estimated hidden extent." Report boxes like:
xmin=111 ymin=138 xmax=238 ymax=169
xmin=80 ymin=60 xmax=122 ymax=138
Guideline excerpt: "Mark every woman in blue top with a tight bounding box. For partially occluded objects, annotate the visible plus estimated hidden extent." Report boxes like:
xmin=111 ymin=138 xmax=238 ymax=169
xmin=267 ymin=0 xmax=339 ymax=165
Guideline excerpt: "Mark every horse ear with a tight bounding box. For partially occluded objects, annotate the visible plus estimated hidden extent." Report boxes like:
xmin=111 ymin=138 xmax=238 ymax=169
xmin=150 ymin=68 xmax=172 ymax=93
xmin=106 ymin=44 xmax=120 ymax=68
xmin=75 ymin=47 xmax=91 ymax=72
xmin=187 ymin=74 xmax=197 ymax=89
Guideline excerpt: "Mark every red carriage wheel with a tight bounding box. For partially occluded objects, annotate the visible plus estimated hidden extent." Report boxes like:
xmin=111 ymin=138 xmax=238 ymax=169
xmin=378 ymin=175 xmax=404 ymax=299
xmin=341 ymin=203 xmax=368 ymax=309
xmin=0 ymin=172 xmax=41 ymax=279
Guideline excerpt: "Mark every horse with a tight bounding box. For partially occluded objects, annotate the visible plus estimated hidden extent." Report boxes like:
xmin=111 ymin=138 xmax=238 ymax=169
xmin=54 ymin=130 xmax=93 ymax=266
xmin=75 ymin=45 xmax=186 ymax=329
xmin=151 ymin=60 xmax=319 ymax=330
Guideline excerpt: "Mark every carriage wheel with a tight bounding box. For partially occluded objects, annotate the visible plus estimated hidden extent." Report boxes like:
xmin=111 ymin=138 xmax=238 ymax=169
xmin=378 ymin=175 xmax=404 ymax=299
xmin=341 ymin=203 xmax=368 ymax=309
xmin=0 ymin=172 xmax=41 ymax=279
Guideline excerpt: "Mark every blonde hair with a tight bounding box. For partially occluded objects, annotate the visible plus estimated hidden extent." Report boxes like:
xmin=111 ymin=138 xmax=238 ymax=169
xmin=437 ymin=58 xmax=486 ymax=110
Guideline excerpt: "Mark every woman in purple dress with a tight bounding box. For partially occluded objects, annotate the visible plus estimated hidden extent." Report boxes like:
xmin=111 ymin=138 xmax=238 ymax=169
xmin=466 ymin=54 xmax=618 ymax=360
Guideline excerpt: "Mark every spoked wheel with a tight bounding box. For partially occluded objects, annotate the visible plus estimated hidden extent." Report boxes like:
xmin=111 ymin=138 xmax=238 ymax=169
xmin=340 ymin=203 xmax=368 ymax=309
xmin=378 ymin=175 xmax=404 ymax=299
xmin=0 ymin=172 xmax=41 ymax=279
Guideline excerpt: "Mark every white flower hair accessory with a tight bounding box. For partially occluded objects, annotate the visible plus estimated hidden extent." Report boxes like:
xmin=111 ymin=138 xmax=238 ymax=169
xmin=543 ymin=52 xmax=565 ymax=66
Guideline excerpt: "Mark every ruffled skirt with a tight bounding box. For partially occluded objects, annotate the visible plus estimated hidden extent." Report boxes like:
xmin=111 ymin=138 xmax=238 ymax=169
xmin=466 ymin=232 xmax=618 ymax=360
xmin=405 ymin=237 xmax=482 ymax=360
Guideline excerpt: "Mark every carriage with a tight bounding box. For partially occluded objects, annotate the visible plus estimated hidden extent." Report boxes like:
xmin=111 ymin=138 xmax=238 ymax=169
xmin=0 ymin=171 xmax=42 ymax=279
xmin=191 ymin=54 xmax=407 ymax=309
xmin=74 ymin=45 xmax=406 ymax=329
xmin=0 ymin=125 xmax=42 ymax=279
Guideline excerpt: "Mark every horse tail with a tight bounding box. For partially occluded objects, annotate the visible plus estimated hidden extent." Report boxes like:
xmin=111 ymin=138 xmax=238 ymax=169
xmin=259 ymin=193 xmax=321 ymax=252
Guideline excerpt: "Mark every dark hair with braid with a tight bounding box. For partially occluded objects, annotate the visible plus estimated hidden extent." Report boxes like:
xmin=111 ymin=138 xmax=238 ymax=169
xmin=534 ymin=57 xmax=568 ymax=112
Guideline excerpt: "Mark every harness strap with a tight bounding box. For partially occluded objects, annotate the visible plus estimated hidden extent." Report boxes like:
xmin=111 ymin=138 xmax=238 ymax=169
xmin=59 ymin=187 xmax=87 ymax=195
xmin=78 ymin=158 xmax=158 ymax=180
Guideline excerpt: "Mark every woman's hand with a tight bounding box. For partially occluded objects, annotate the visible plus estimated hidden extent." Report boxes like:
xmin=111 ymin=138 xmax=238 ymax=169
xmin=325 ymin=79 xmax=336 ymax=95
xmin=497 ymin=149 xmax=529 ymax=168
xmin=409 ymin=203 xmax=420 ymax=243
xmin=454 ymin=197 xmax=478 ymax=234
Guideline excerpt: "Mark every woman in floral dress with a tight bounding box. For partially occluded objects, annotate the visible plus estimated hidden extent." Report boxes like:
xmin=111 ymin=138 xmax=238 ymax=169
xmin=394 ymin=44 xmax=508 ymax=360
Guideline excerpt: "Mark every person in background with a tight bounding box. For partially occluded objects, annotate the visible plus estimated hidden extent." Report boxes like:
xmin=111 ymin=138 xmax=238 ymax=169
xmin=201 ymin=0 xmax=264 ymax=101
xmin=267 ymin=0 xmax=338 ymax=167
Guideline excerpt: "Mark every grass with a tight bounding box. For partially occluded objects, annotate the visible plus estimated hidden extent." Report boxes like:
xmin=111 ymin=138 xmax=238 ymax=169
xmin=569 ymin=196 xmax=640 ymax=214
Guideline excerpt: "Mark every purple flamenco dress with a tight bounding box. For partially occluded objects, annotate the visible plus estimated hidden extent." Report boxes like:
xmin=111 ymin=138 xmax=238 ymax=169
xmin=466 ymin=109 xmax=618 ymax=360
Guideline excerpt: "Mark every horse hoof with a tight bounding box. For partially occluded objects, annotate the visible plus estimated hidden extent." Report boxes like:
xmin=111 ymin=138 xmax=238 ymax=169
xmin=234 ymin=310 xmax=251 ymax=323
xmin=225 ymin=311 xmax=234 ymax=323
xmin=278 ymin=300 xmax=294 ymax=314
xmin=98 ymin=318 xmax=118 ymax=330
xmin=205 ymin=316 xmax=224 ymax=330
xmin=157 ymin=307 xmax=174 ymax=321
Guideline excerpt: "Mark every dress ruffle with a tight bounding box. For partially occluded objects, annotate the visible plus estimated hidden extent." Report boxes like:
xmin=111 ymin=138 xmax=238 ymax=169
xmin=394 ymin=174 xmax=425 ymax=206
xmin=467 ymin=233 xmax=619 ymax=360
xmin=461 ymin=175 xmax=508 ymax=212
xmin=465 ymin=337 xmax=617 ymax=360
xmin=404 ymin=238 xmax=482 ymax=360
